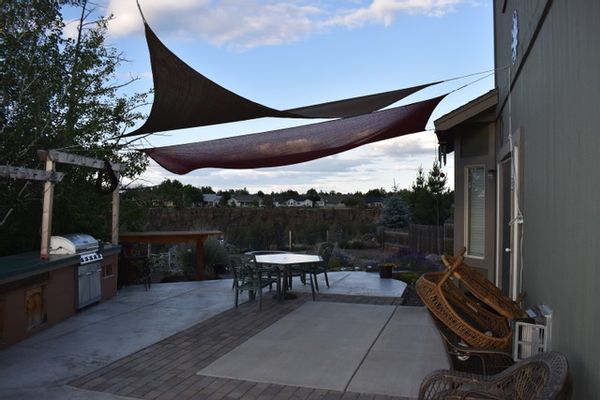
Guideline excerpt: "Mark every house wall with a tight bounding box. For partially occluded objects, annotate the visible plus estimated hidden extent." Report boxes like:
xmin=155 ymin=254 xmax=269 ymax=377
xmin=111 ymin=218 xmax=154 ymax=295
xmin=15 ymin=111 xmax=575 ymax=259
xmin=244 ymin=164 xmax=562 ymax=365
xmin=453 ymin=122 xmax=497 ymax=280
xmin=495 ymin=0 xmax=600 ymax=396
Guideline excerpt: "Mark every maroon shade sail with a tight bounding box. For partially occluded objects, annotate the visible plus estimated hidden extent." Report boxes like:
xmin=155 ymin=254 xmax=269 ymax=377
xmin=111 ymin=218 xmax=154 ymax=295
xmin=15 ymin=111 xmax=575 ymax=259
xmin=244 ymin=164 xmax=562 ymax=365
xmin=124 ymin=23 xmax=437 ymax=137
xmin=142 ymin=95 xmax=445 ymax=174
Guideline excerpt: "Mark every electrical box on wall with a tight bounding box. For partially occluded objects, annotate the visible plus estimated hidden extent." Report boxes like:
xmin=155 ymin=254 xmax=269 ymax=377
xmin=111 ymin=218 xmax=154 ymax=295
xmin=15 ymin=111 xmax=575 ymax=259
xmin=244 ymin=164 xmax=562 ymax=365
xmin=513 ymin=304 xmax=553 ymax=361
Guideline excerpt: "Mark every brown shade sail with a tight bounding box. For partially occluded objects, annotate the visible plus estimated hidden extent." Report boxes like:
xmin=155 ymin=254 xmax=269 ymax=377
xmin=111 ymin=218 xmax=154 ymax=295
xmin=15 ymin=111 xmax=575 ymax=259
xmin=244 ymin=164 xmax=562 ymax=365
xmin=142 ymin=95 xmax=444 ymax=174
xmin=124 ymin=23 xmax=437 ymax=137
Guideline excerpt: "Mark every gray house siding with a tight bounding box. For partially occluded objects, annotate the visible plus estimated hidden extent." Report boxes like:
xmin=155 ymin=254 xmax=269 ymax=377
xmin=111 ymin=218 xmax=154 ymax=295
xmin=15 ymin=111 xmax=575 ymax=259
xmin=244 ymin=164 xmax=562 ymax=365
xmin=454 ymin=123 xmax=497 ymax=279
xmin=495 ymin=0 xmax=600 ymax=397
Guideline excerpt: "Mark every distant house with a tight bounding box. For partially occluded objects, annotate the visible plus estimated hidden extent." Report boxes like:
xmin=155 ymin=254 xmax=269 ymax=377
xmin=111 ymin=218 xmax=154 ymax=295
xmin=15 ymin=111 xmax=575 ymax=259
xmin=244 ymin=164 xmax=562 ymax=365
xmin=228 ymin=195 xmax=262 ymax=207
xmin=364 ymin=197 xmax=384 ymax=208
xmin=274 ymin=196 xmax=313 ymax=207
xmin=320 ymin=195 xmax=349 ymax=208
xmin=202 ymin=194 xmax=222 ymax=207
xmin=313 ymin=198 xmax=325 ymax=207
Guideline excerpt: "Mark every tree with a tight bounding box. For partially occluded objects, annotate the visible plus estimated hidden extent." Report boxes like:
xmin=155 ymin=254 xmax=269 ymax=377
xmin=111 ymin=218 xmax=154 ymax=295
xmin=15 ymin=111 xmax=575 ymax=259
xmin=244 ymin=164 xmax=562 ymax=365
xmin=0 ymin=1 xmax=149 ymax=255
xmin=305 ymin=188 xmax=320 ymax=202
xmin=406 ymin=161 xmax=453 ymax=225
xmin=379 ymin=194 xmax=410 ymax=229
xmin=365 ymin=188 xmax=387 ymax=198
xmin=342 ymin=193 xmax=365 ymax=208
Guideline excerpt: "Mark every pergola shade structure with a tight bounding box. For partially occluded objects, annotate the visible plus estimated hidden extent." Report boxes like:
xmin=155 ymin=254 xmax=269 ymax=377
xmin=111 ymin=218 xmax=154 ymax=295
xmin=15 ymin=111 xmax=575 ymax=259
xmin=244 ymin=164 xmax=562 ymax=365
xmin=124 ymin=23 xmax=438 ymax=137
xmin=142 ymin=95 xmax=445 ymax=174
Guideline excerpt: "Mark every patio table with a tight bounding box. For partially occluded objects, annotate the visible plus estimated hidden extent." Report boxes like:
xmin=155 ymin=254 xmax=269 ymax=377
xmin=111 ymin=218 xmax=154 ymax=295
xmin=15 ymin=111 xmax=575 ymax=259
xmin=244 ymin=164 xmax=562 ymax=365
xmin=255 ymin=253 xmax=322 ymax=300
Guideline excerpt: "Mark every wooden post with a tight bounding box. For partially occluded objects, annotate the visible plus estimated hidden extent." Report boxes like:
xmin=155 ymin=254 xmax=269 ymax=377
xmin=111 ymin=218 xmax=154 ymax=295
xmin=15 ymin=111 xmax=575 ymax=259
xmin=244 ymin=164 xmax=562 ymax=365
xmin=40 ymin=158 xmax=56 ymax=260
xmin=195 ymin=237 xmax=205 ymax=280
xmin=111 ymin=171 xmax=120 ymax=245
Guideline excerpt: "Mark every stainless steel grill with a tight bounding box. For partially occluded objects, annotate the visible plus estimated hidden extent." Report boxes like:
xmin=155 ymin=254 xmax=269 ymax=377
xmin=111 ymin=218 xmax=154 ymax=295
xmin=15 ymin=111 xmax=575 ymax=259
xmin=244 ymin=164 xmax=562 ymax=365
xmin=50 ymin=233 xmax=103 ymax=309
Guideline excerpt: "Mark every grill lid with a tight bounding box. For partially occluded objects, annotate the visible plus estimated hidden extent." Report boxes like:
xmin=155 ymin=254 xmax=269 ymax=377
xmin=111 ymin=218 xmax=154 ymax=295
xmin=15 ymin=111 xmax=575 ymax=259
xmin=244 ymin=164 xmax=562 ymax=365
xmin=50 ymin=233 xmax=99 ymax=255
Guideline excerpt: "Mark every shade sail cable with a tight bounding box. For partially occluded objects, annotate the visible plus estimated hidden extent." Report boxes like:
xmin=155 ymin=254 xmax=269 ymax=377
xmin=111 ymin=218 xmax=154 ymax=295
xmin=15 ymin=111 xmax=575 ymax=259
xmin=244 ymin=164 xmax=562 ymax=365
xmin=142 ymin=95 xmax=445 ymax=174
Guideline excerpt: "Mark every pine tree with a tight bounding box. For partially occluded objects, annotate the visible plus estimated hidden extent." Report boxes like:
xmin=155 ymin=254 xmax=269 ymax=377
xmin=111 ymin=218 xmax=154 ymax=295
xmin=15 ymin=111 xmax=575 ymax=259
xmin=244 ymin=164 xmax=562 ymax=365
xmin=380 ymin=195 xmax=410 ymax=229
xmin=406 ymin=162 xmax=453 ymax=225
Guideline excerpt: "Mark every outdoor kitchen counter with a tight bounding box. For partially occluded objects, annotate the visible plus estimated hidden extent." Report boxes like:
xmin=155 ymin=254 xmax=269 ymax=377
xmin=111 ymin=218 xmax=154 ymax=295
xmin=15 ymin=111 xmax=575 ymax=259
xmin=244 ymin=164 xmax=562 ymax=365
xmin=0 ymin=244 xmax=120 ymax=284
xmin=0 ymin=244 xmax=121 ymax=348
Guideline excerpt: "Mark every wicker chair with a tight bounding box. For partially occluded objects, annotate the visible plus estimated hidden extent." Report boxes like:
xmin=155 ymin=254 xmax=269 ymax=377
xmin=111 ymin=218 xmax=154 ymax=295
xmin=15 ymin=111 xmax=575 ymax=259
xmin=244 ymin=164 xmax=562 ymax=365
xmin=416 ymin=271 xmax=513 ymax=352
xmin=418 ymin=351 xmax=570 ymax=400
xmin=429 ymin=312 xmax=514 ymax=376
xmin=442 ymin=248 xmax=527 ymax=320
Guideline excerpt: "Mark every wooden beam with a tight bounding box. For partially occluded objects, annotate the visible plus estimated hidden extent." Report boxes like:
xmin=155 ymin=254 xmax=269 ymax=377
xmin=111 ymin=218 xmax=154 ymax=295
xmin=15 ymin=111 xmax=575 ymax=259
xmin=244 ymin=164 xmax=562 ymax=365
xmin=0 ymin=165 xmax=65 ymax=183
xmin=111 ymin=172 xmax=120 ymax=245
xmin=38 ymin=150 xmax=123 ymax=172
xmin=40 ymin=159 xmax=56 ymax=260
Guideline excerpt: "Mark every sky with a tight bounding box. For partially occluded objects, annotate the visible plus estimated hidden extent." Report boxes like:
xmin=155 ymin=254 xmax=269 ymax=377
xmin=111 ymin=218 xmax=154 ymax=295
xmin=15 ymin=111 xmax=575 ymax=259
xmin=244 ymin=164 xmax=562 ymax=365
xmin=74 ymin=0 xmax=495 ymax=194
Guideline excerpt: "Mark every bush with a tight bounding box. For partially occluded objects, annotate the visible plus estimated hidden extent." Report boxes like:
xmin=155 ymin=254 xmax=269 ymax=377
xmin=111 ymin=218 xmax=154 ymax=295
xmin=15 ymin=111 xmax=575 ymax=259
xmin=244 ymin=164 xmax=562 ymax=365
xmin=397 ymin=250 xmax=438 ymax=271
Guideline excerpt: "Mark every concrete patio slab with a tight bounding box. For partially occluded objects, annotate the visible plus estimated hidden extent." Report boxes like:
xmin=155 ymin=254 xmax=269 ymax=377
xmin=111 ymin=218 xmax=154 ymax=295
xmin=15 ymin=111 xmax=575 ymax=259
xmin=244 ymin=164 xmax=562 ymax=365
xmin=197 ymin=302 xmax=395 ymax=391
xmin=0 ymin=271 xmax=421 ymax=400
xmin=347 ymin=307 xmax=449 ymax=398
xmin=0 ymin=280 xmax=235 ymax=399
xmin=292 ymin=271 xmax=407 ymax=298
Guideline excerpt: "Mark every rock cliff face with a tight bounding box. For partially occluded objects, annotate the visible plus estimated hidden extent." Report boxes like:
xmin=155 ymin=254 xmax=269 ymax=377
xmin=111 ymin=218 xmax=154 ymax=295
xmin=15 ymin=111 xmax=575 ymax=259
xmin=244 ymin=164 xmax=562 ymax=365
xmin=143 ymin=207 xmax=381 ymax=249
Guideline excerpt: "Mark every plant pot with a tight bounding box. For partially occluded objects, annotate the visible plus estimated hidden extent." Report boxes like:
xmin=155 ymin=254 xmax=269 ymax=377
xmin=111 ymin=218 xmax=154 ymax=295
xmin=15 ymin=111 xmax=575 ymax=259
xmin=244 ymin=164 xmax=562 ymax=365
xmin=379 ymin=264 xmax=394 ymax=279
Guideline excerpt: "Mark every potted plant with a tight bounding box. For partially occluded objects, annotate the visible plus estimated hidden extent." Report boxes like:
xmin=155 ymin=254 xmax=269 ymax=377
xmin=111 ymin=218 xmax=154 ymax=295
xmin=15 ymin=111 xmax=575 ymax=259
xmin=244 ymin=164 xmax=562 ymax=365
xmin=379 ymin=263 xmax=395 ymax=279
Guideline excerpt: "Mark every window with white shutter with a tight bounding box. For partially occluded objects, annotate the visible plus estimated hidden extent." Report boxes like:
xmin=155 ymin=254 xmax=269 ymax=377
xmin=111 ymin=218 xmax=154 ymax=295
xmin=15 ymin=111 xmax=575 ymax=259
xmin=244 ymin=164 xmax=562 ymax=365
xmin=466 ymin=166 xmax=485 ymax=257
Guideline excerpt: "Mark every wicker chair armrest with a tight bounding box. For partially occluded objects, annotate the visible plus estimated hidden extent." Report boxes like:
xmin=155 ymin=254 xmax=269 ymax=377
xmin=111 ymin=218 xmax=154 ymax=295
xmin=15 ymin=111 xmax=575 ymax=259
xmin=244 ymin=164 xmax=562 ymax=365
xmin=418 ymin=369 xmax=495 ymax=399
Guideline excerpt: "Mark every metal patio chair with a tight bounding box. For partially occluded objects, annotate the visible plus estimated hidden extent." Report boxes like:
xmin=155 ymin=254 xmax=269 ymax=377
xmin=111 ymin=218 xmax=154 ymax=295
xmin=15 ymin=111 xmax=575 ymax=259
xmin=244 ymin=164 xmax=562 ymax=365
xmin=293 ymin=242 xmax=334 ymax=300
xmin=230 ymin=255 xmax=278 ymax=311
xmin=119 ymin=242 xmax=151 ymax=290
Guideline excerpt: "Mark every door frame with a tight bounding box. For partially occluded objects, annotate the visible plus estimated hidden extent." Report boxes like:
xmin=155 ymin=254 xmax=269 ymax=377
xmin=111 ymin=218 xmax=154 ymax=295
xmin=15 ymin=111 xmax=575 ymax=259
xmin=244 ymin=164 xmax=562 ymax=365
xmin=496 ymin=128 xmax=523 ymax=300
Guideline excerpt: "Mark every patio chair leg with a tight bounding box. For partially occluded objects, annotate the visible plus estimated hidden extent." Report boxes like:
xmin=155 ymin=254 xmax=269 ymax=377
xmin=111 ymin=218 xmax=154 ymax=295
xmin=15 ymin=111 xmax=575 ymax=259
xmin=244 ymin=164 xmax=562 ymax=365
xmin=324 ymin=271 xmax=329 ymax=288
xmin=234 ymin=288 xmax=239 ymax=308
xmin=309 ymin=273 xmax=316 ymax=301
xmin=258 ymin=287 xmax=262 ymax=311
xmin=313 ymin=274 xmax=319 ymax=292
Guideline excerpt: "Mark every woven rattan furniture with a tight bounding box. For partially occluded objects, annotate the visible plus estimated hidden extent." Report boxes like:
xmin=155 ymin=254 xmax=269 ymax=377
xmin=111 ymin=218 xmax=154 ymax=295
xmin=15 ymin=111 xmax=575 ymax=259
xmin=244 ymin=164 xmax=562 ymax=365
xmin=429 ymin=312 xmax=514 ymax=376
xmin=418 ymin=351 xmax=570 ymax=400
xmin=442 ymin=248 xmax=527 ymax=320
xmin=416 ymin=271 xmax=512 ymax=351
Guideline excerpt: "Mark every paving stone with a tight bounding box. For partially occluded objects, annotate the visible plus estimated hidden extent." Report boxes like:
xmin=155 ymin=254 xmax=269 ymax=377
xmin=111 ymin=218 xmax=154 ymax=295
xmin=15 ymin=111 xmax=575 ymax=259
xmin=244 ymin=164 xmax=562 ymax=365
xmin=69 ymin=293 xmax=409 ymax=400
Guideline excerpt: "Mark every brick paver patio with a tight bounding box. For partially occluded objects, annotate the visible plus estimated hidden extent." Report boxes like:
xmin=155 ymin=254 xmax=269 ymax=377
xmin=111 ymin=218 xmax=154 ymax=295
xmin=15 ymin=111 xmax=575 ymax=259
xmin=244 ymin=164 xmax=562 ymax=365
xmin=70 ymin=293 xmax=411 ymax=400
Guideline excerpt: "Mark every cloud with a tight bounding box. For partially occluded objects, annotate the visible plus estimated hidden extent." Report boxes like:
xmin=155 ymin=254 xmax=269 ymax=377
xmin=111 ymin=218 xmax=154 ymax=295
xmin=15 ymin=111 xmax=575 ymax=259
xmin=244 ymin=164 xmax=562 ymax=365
xmin=325 ymin=0 xmax=463 ymax=28
xmin=107 ymin=0 xmax=322 ymax=49
xmin=106 ymin=0 xmax=466 ymax=49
